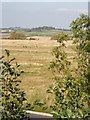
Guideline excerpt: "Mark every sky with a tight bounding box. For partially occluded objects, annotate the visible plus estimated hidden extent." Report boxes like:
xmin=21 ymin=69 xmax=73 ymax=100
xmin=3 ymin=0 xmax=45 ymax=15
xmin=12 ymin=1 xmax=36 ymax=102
xmin=1 ymin=0 xmax=89 ymax=2
xmin=2 ymin=2 xmax=88 ymax=29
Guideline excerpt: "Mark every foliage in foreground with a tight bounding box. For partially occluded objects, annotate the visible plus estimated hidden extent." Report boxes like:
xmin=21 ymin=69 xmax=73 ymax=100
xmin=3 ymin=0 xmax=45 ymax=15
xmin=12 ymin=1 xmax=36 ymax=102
xmin=70 ymin=14 xmax=90 ymax=111
xmin=0 ymin=50 xmax=30 ymax=120
xmin=48 ymin=14 xmax=90 ymax=119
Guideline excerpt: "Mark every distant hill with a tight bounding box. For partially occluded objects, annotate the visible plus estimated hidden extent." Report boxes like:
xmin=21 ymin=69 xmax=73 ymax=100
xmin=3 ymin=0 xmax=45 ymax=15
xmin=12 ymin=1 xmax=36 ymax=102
xmin=1 ymin=26 xmax=71 ymax=33
xmin=31 ymin=26 xmax=56 ymax=31
xmin=1 ymin=26 xmax=71 ymax=37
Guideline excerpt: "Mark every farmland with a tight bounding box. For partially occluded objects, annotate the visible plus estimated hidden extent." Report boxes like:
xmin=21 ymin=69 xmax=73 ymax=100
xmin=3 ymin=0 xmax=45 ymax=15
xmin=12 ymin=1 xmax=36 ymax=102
xmin=2 ymin=26 xmax=71 ymax=39
xmin=1 ymin=2 xmax=89 ymax=118
xmin=2 ymin=36 xmax=76 ymax=112
xmin=18 ymin=29 xmax=71 ymax=37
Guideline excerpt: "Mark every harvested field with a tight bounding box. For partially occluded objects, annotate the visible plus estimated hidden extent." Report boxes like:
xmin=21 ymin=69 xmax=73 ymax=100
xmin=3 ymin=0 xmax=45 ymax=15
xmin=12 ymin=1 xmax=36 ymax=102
xmin=2 ymin=36 xmax=76 ymax=112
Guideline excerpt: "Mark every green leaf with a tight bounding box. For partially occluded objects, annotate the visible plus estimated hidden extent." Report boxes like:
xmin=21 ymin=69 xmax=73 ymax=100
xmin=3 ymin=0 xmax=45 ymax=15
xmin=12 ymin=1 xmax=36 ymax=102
xmin=66 ymin=108 xmax=72 ymax=118
xmin=78 ymin=109 xmax=83 ymax=118
xmin=9 ymin=58 xmax=15 ymax=63
xmin=51 ymin=111 xmax=60 ymax=118
xmin=5 ymin=49 xmax=10 ymax=56
xmin=46 ymin=89 xmax=52 ymax=94
xmin=0 ymin=55 xmax=4 ymax=60
xmin=34 ymin=99 xmax=44 ymax=107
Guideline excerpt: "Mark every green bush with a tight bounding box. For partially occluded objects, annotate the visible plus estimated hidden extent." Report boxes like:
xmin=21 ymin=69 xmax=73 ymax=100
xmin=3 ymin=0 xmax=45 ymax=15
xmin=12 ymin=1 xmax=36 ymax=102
xmin=48 ymin=15 xmax=90 ymax=119
xmin=0 ymin=50 xmax=30 ymax=120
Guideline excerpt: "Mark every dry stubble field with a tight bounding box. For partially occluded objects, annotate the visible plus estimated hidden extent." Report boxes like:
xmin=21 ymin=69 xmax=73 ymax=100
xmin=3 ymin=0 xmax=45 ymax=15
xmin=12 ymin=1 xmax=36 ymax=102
xmin=2 ymin=36 xmax=77 ymax=112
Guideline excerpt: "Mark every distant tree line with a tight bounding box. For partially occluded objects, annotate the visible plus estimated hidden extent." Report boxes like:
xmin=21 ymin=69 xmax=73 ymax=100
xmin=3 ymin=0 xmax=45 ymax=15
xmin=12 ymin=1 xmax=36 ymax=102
xmin=1 ymin=26 xmax=71 ymax=34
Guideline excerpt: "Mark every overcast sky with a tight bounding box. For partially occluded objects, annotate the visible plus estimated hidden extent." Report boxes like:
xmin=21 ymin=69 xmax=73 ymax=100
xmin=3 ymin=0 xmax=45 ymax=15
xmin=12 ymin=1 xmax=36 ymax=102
xmin=2 ymin=2 xmax=88 ymax=29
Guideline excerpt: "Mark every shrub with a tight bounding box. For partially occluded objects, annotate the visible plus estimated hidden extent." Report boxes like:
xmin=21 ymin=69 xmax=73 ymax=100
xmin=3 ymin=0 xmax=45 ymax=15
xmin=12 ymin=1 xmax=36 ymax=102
xmin=10 ymin=32 xmax=26 ymax=40
xmin=51 ymin=33 xmax=68 ymax=40
xmin=0 ymin=50 xmax=30 ymax=120
xmin=48 ymin=20 xmax=89 ymax=118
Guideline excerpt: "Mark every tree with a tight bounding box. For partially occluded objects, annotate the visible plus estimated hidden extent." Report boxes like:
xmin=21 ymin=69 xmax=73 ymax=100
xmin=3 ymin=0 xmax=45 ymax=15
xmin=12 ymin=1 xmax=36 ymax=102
xmin=0 ymin=50 xmax=30 ymax=120
xmin=48 ymin=14 xmax=90 ymax=119
xmin=70 ymin=14 xmax=90 ymax=118
xmin=70 ymin=14 xmax=90 ymax=51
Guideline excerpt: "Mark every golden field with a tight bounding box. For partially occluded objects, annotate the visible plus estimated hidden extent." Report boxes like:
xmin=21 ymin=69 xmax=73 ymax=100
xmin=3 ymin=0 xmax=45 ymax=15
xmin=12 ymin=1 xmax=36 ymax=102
xmin=2 ymin=36 xmax=76 ymax=112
